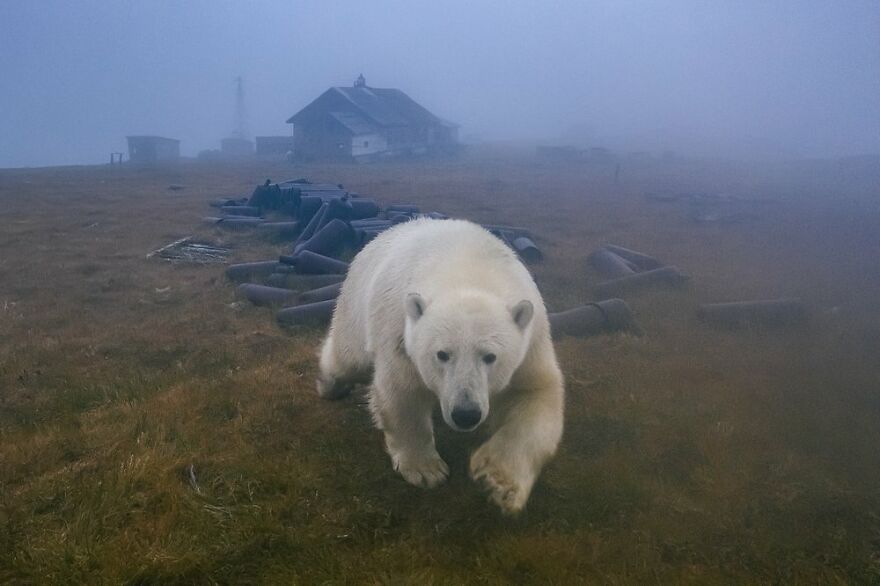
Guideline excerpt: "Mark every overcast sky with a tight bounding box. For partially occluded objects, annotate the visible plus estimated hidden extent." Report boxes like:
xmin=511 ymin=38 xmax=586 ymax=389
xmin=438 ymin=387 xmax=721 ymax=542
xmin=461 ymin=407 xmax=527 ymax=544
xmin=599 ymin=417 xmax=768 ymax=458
xmin=1 ymin=1 xmax=878 ymax=167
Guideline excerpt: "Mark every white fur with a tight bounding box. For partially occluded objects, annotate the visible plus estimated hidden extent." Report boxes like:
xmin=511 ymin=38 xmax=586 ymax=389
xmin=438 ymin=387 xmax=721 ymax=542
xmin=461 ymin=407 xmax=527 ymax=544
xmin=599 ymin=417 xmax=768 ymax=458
xmin=317 ymin=219 xmax=564 ymax=514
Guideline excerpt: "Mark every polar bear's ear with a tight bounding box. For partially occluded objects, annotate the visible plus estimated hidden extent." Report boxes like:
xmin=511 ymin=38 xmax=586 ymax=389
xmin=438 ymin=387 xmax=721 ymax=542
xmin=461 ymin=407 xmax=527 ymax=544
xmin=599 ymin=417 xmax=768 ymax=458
xmin=406 ymin=293 xmax=427 ymax=322
xmin=511 ymin=299 xmax=534 ymax=331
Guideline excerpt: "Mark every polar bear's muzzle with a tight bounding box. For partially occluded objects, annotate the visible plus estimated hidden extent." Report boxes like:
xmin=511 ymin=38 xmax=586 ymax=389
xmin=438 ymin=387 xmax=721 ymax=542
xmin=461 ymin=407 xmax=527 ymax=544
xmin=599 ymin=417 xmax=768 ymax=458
xmin=447 ymin=393 xmax=484 ymax=431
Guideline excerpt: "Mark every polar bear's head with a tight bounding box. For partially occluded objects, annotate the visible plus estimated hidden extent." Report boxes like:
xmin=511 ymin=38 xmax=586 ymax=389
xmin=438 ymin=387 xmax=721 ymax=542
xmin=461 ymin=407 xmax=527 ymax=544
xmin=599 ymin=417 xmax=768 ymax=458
xmin=403 ymin=291 xmax=534 ymax=432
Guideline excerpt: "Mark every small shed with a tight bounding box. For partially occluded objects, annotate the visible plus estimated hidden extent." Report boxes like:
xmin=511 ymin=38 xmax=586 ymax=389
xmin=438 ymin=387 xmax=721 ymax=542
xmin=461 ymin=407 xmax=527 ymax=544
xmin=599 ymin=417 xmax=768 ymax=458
xmin=126 ymin=136 xmax=180 ymax=165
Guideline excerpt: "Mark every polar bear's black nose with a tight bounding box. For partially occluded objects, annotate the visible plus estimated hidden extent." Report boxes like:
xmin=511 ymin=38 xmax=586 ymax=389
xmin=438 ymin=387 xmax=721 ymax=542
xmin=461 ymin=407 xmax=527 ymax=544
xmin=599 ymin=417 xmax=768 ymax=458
xmin=451 ymin=405 xmax=482 ymax=430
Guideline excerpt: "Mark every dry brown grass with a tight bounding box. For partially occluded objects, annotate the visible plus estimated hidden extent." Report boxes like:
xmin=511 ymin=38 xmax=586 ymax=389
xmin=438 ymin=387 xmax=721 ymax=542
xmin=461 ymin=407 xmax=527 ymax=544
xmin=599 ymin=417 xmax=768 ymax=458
xmin=1 ymin=148 xmax=879 ymax=583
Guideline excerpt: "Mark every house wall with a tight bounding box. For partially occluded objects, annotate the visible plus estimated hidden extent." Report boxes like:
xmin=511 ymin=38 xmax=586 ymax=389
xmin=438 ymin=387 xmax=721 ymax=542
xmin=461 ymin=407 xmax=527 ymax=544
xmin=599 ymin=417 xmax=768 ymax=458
xmin=294 ymin=116 xmax=353 ymax=161
xmin=350 ymin=133 xmax=388 ymax=158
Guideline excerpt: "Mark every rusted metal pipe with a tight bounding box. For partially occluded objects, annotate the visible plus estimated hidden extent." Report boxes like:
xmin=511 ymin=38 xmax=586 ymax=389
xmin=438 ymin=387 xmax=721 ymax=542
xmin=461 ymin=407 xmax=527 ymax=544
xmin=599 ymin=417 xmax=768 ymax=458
xmin=236 ymin=284 xmax=299 ymax=307
xmin=279 ymin=251 xmax=349 ymax=274
xmin=593 ymin=266 xmax=688 ymax=299
xmin=294 ymin=219 xmax=354 ymax=256
xmin=320 ymin=197 xmax=353 ymax=228
xmin=276 ymin=299 xmax=336 ymax=327
xmin=355 ymin=227 xmax=390 ymax=247
xmin=697 ymin=298 xmax=806 ymax=327
xmin=256 ymin=222 xmax=299 ymax=239
xmin=265 ymin=273 xmax=346 ymax=290
xmin=292 ymin=202 xmax=328 ymax=250
xmin=225 ymin=260 xmax=280 ymax=282
xmin=349 ymin=198 xmax=380 ymax=219
xmin=512 ymin=236 xmax=543 ymax=264
xmin=549 ymin=298 xmax=643 ymax=339
xmin=589 ymin=249 xmax=637 ymax=278
xmin=297 ymin=282 xmax=343 ymax=304
xmin=296 ymin=196 xmax=325 ymax=223
xmin=350 ymin=219 xmax=393 ymax=229
xmin=387 ymin=204 xmax=420 ymax=214
xmin=603 ymin=244 xmax=663 ymax=270
xmin=481 ymin=224 xmax=532 ymax=238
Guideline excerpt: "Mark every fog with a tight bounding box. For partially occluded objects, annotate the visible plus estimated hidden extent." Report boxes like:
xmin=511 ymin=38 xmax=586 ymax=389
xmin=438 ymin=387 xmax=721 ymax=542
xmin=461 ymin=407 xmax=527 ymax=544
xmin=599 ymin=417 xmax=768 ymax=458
xmin=1 ymin=0 xmax=878 ymax=168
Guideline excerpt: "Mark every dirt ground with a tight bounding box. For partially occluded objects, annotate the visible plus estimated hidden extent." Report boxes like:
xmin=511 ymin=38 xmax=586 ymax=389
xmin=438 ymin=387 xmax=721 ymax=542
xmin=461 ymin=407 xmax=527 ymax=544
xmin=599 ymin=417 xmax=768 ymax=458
xmin=1 ymin=148 xmax=879 ymax=583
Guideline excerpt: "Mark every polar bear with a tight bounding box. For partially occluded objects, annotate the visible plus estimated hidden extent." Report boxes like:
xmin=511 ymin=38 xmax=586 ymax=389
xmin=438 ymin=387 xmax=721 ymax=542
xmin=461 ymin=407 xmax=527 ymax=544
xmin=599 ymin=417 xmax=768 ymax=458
xmin=317 ymin=219 xmax=564 ymax=514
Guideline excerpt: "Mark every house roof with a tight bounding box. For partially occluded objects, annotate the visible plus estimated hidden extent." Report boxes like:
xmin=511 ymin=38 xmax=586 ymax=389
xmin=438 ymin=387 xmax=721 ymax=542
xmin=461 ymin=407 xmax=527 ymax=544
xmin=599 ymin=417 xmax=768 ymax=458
xmin=329 ymin=111 xmax=379 ymax=135
xmin=287 ymin=85 xmax=453 ymax=129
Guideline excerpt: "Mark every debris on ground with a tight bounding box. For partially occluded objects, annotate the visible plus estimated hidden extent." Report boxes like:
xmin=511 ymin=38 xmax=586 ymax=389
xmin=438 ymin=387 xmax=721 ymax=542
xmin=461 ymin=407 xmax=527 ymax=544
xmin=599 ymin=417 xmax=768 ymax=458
xmin=148 ymin=237 xmax=230 ymax=264
xmin=209 ymin=177 xmax=551 ymax=329
xmin=549 ymin=298 xmax=643 ymax=339
xmin=590 ymin=244 xmax=687 ymax=298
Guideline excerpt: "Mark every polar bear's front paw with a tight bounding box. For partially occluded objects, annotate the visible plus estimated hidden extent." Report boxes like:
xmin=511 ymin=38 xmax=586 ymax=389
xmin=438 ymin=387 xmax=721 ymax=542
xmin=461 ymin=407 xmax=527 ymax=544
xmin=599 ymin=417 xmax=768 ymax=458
xmin=316 ymin=374 xmax=352 ymax=400
xmin=391 ymin=449 xmax=449 ymax=489
xmin=470 ymin=445 xmax=532 ymax=515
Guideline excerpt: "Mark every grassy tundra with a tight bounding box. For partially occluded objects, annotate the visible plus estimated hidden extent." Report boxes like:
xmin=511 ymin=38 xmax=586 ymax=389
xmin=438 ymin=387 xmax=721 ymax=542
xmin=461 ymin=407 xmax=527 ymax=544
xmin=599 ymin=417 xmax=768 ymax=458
xmin=1 ymin=148 xmax=879 ymax=582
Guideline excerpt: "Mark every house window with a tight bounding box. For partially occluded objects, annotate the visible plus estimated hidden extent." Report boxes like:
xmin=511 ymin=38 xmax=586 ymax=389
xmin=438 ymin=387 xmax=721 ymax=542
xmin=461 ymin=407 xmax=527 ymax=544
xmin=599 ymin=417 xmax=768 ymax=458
xmin=363 ymin=140 xmax=369 ymax=148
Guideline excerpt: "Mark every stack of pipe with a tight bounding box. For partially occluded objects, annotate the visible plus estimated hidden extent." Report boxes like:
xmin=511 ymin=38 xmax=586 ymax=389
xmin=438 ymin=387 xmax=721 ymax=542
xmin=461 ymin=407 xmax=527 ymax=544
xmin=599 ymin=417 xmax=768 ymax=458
xmin=589 ymin=244 xmax=688 ymax=298
xmin=217 ymin=178 xmax=552 ymax=331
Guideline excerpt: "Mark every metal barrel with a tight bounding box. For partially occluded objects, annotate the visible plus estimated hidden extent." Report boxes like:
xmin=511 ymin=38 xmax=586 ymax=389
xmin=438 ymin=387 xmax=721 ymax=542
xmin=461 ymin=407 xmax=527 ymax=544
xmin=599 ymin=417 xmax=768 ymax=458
xmin=481 ymin=224 xmax=532 ymax=238
xmin=349 ymin=198 xmax=380 ymax=219
xmin=512 ymin=236 xmax=543 ymax=264
xmin=602 ymin=244 xmax=663 ymax=270
xmin=549 ymin=298 xmax=642 ymax=339
xmin=593 ymin=266 xmax=688 ymax=299
xmin=265 ymin=273 xmax=346 ymax=290
xmin=294 ymin=219 xmax=354 ymax=257
xmin=697 ymin=298 xmax=806 ymax=327
xmin=320 ymin=197 xmax=354 ymax=228
xmin=387 ymin=212 xmax=415 ymax=223
xmin=589 ymin=249 xmax=637 ymax=278
xmin=220 ymin=205 xmax=261 ymax=217
xmin=356 ymin=227 xmax=389 ymax=247
xmin=256 ymin=221 xmax=300 ymax=239
xmin=297 ymin=281 xmax=344 ymax=304
xmin=236 ymin=284 xmax=299 ymax=307
xmin=276 ymin=299 xmax=337 ymax=327
xmin=387 ymin=204 xmax=420 ymax=214
xmin=293 ymin=202 xmax=328 ymax=248
xmin=350 ymin=219 xmax=393 ymax=229
xmin=280 ymin=251 xmax=349 ymax=274
xmin=296 ymin=196 xmax=325 ymax=223
xmin=225 ymin=260 xmax=280 ymax=282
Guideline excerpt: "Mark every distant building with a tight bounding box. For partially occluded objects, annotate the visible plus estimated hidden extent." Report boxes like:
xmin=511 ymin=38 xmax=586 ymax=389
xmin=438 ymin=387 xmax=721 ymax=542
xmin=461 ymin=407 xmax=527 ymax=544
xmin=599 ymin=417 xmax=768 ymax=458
xmin=220 ymin=137 xmax=254 ymax=158
xmin=126 ymin=136 xmax=180 ymax=165
xmin=286 ymin=75 xmax=458 ymax=161
xmin=255 ymin=136 xmax=296 ymax=157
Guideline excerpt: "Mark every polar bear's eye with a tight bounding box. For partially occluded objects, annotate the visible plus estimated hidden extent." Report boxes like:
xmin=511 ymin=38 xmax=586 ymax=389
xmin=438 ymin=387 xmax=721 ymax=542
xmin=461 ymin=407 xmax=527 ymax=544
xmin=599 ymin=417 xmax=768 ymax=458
xmin=483 ymin=353 xmax=497 ymax=365
xmin=436 ymin=351 xmax=450 ymax=362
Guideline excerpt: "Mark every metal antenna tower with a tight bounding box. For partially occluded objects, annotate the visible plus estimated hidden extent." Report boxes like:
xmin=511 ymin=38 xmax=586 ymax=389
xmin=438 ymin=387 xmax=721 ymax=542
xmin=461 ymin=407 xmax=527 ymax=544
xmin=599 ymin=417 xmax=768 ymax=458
xmin=233 ymin=76 xmax=247 ymax=139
